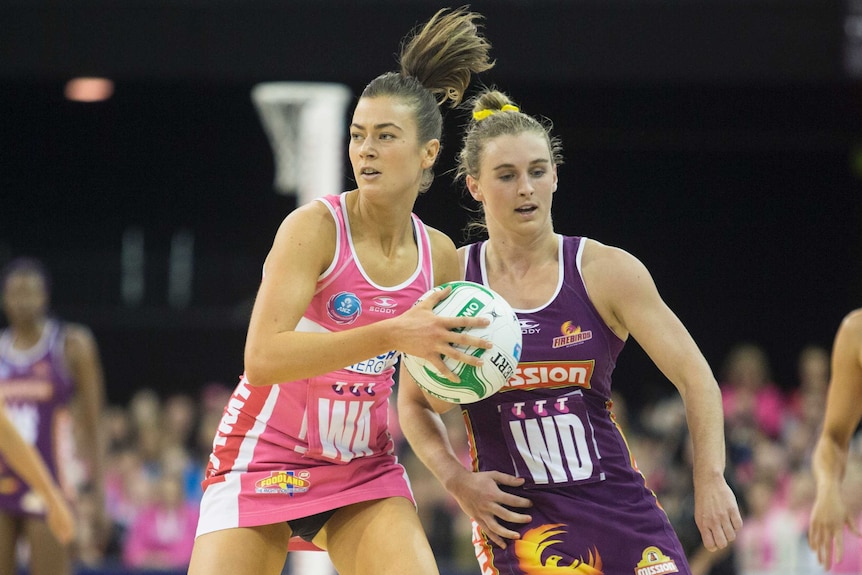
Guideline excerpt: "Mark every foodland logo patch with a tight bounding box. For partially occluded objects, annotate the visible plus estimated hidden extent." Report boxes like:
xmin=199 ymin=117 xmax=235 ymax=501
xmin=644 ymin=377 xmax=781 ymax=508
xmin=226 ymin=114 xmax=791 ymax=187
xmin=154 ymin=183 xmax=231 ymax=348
xmin=255 ymin=471 xmax=310 ymax=496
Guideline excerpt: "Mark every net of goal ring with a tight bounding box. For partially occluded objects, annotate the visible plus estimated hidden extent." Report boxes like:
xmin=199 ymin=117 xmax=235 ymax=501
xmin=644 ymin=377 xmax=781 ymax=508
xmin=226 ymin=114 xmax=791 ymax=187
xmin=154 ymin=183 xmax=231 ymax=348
xmin=252 ymin=83 xmax=353 ymax=572
xmin=251 ymin=82 xmax=353 ymax=207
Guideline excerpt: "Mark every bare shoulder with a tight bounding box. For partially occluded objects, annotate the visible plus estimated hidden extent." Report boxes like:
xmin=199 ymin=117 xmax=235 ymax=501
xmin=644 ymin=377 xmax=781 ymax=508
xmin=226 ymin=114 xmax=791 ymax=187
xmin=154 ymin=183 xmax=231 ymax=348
xmin=580 ymin=238 xmax=652 ymax=290
xmin=63 ymin=323 xmax=97 ymax=350
xmin=425 ymin=226 xmax=460 ymax=284
xmin=62 ymin=323 xmax=100 ymax=363
xmin=426 ymin=225 xmax=457 ymax=253
xmin=579 ymin=239 xmax=662 ymax=338
xmin=838 ymin=308 xmax=862 ymax=352
xmin=840 ymin=308 xmax=862 ymax=334
xmin=267 ymin=199 xmax=336 ymax=272
xmin=277 ymin=199 xmax=336 ymax=240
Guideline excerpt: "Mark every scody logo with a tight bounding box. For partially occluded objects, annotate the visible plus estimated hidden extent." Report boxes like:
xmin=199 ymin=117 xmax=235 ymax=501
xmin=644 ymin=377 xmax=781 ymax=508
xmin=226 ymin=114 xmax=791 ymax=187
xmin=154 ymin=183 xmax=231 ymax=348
xmin=369 ymin=296 xmax=398 ymax=315
xmin=520 ymin=319 xmax=541 ymax=334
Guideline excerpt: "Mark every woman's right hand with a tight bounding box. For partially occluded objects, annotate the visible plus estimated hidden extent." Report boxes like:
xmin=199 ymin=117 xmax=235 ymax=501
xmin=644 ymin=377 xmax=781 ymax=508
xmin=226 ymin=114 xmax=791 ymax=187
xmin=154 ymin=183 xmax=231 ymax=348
xmin=446 ymin=468 xmax=532 ymax=549
xmin=393 ymin=286 xmax=492 ymax=382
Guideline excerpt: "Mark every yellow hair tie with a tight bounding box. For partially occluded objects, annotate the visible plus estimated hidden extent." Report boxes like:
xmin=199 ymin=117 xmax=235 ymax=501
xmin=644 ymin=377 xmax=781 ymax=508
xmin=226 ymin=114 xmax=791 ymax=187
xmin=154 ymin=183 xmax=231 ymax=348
xmin=472 ymin=104 xmax=520 ymax=121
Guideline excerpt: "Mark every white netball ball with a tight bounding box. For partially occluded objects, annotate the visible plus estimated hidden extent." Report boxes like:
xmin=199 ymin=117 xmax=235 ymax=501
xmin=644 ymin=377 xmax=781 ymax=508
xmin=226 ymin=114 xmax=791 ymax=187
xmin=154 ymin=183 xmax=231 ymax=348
xmin=402 ymin=281 xmax=522 ymax=404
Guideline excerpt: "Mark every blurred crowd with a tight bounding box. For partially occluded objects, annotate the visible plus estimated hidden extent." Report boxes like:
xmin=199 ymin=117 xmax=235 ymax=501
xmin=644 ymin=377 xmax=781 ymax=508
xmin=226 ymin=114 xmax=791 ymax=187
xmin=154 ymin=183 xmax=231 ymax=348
xmin=398 ymin=342 xmax=862 ymax=575
xmin=72 ymin=384 xmax=223 ymax=572
xmin=629 ymin=343 xmax=862 ymax=575
xmin=26 ymin=342 xmax=861 ymax=575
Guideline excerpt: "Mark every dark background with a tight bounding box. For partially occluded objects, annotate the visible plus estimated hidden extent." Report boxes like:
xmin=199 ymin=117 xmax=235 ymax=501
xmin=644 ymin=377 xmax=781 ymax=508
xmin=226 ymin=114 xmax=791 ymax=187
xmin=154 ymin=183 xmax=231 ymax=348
xmin=1 ymin=0 xmax=860 ymax=409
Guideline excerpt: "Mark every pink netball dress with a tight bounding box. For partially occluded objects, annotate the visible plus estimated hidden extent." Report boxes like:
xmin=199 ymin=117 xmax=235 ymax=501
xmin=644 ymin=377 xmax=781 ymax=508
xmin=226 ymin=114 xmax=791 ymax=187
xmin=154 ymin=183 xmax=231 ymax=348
xmin=196 ymin=193 xmax=435 ymax=538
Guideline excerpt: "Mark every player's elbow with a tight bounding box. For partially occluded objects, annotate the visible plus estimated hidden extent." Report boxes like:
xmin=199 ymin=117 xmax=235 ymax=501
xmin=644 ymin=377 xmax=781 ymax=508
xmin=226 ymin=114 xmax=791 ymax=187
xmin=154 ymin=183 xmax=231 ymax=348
xmin=243 ymin=349 xmax=278 ymax=387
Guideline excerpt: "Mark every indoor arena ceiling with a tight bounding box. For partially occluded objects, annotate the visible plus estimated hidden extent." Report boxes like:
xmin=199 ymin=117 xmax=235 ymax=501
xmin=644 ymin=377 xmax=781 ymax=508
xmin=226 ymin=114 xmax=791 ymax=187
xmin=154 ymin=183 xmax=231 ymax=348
xmin=0 ymin=0 xmax=846 ymax=84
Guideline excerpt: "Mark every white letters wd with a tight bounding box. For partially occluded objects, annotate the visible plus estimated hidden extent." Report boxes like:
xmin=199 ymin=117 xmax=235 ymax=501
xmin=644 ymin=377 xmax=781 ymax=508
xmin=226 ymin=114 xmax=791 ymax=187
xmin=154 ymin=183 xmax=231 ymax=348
xmin=318 ymin=399 xmax=374 ymax=462
xmin=509 ymin=413 xmax=593 ymax=484
xmin=554 ymin=413 xmax=593 ymax=481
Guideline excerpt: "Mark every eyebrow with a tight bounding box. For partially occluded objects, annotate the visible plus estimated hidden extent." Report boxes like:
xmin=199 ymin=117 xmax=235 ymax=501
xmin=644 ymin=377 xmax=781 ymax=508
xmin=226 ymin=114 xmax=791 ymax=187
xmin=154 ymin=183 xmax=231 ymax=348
xmin=350 ymin=122 xmax=403 ymax=131
xmin=491 ymin=158 xmax=551 ymax=171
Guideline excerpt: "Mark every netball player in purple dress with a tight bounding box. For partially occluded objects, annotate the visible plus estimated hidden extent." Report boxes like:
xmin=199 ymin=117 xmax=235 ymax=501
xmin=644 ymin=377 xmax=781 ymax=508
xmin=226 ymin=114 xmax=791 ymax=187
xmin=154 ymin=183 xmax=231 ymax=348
xmin=399 ymin=89 xmax=743 ymax=575
xmin=0 ymin=258 xmax=106 ymax=575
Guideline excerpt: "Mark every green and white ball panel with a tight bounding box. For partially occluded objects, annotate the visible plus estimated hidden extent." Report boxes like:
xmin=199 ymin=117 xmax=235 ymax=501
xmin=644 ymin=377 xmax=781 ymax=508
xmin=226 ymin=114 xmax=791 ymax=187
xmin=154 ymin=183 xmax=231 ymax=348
xmin=402 ymin=281 xmax=522 ymax=404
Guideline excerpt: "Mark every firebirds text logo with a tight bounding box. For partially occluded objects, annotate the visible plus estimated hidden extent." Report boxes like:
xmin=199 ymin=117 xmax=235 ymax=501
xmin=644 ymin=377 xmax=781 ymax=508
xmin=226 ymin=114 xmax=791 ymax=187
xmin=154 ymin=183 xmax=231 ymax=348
xmin=553 ymin=321 xmax=592 ymax=349
xmin=254 ymin=471 xmax=311 ymax=496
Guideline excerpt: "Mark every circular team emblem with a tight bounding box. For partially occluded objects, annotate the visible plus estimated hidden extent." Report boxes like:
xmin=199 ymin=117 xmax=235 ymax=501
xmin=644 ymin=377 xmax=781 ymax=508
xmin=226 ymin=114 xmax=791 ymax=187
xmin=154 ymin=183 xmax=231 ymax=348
xmin=327 ymin=291 xmax=362 ymax=325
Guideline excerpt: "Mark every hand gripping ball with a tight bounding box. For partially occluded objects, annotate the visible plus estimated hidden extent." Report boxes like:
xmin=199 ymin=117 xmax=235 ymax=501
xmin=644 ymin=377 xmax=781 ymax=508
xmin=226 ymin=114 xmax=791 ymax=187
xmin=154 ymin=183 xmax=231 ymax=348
xmin=402 ymin=281 xmax=522 ymax=403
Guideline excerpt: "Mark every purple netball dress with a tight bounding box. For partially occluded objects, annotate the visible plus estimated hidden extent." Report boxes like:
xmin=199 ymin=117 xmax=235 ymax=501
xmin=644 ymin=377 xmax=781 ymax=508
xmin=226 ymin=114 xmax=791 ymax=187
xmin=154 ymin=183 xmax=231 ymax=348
xmin=462 ymin=235 xmax=691 ymax=575
xmin=0 ymin=320 xmax=76 ymax=517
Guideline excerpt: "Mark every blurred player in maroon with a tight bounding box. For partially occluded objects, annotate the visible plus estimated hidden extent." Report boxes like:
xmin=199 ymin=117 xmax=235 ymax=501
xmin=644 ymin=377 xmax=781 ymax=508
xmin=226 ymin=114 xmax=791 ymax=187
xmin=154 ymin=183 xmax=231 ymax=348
xmin=0 ymin=257 xmax=106 ymax=575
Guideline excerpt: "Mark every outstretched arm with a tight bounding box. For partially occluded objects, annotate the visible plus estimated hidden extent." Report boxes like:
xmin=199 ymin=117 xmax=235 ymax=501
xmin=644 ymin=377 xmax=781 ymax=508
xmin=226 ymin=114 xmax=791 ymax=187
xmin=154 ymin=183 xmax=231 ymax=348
xmin=809 ymin=309 xmax=862 ymax=570
xmin=397 ymin=370 xmax=532 ymax=548
xmin=0 ymin=404 xmax=75 ymax=544
xmin=583 ymin=240 xmax=743 ymax=551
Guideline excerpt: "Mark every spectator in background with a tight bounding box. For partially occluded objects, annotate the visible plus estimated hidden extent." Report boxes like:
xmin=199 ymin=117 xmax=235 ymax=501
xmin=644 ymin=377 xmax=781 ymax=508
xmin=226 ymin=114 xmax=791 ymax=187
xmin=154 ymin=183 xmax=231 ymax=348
xmin=101 ymin=390 xmax=163 ymax=566
xmin=123 ymin=471 xmax=199 ymax=570
xmin=163 ymin=392 xmax=199 ymax=452
xmin=720 ymin=343 xmax=788 ymax=489
xmin=783 ymin=346 xmax=831 ymax=474
xmin=161 ymin=393 xmax=202 ymax=502
xmin=0 ymin=257 xmax=107 ymax=575
xmin=790 ymin=345 xmax=831 ymax=420
xmin=720 ymin=342 xmax=787 ymax=440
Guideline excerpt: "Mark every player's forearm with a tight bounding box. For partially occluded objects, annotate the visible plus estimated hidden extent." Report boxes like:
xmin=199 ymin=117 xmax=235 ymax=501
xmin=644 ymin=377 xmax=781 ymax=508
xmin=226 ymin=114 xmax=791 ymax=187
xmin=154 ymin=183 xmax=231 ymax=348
xmin=244 ymin=321 xmax=401 ymax=386
xmin=813 ymin=434 xmax=847 ymax=491
xmin=681 ymin=380 xmax=728 ymax=480
xmin=399 ymin=403 xmax=467 ymax=488
xmin=0 ymin=421 xmax=63 ymax=503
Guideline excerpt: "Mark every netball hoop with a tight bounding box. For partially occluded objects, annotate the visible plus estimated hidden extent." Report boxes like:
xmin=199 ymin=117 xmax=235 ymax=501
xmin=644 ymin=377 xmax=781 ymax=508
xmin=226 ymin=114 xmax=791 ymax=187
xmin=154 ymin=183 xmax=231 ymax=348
xmin=251 ymin=82 xmax=352 ymax=206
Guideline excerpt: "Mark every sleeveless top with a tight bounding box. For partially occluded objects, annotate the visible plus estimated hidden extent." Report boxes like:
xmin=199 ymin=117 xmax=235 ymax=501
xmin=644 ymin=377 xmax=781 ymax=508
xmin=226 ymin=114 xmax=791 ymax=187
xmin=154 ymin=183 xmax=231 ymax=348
xmin=0 ymin=319 xmax=76 ymax=516
xmin=462 ymin=235 xmax=627 ymax=488
xmin=462 ymin=235 xmax=691 ymax=575
xmin=197 ymin=193 xmax=434 ymax=532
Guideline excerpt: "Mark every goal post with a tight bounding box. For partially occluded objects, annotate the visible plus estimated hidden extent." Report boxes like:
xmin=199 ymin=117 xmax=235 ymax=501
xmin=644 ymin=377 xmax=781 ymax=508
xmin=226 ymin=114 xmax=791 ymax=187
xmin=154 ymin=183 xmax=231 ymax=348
xmin=251 ymin=82 xmax=353 ymax=206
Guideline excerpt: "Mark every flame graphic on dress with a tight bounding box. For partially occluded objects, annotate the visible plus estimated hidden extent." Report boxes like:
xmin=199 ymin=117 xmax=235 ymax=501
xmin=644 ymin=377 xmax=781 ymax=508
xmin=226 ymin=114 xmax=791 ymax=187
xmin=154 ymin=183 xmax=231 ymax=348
xmin=514 ymin=524 xmax=603 ymax=574
xmin=560 ymin=321 xmax=580 ymax=336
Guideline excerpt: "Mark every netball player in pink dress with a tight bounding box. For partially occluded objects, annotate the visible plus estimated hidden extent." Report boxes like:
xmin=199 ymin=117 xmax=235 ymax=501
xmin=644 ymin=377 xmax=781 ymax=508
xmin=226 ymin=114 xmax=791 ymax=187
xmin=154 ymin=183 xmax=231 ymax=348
xmin=398 ymin=89 xmax=743 ymax=574
xmin=189 ymin=8 xmax=495 ymax=575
